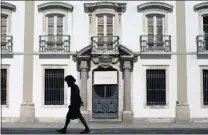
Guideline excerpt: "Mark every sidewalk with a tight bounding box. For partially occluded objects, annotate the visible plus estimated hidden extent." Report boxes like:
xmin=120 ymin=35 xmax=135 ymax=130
xmin=2 ymin=122 xmax=208 ymax=129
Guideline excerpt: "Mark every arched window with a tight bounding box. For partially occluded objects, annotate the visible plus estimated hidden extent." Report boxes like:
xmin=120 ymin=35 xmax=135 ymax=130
xmin=137 ymin=2 xmax=173 ymax=52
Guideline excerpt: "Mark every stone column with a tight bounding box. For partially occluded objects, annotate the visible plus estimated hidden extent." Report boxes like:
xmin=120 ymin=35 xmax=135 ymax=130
xmin=123 ymin=60 xmax=133 ymax=123
xmin=175 ymin=1 xmax=190 ymax=123
xmin=20 ymin=1 xmax=35 ymax=122
xmin=80 ymin=60 xmax=89 ymax=120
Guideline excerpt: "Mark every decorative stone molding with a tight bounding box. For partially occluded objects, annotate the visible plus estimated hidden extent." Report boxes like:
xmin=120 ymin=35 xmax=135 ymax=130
xmin=91 ymin=55 xmax=119 ymax=68
xmin=38 ymin=2 xmax=73 ymax=12
xmin=137 ymin=2 xmax=173 ymax=13
xmin=123 ymin=61 xmax=132 ymax=69
xmin=194 ymin=2 xmax=208 ymax=12
xmin=80 ymin=61 xmax=88 ymax=69
xmin=1 ymin=2 xmax=16 ymax=12
xmin=84 ymin=2 xmax=126 ymax=13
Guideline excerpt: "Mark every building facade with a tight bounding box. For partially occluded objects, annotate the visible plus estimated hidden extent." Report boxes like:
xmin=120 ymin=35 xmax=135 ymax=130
xmin=1 ymin=1 xmax=208 ymax=123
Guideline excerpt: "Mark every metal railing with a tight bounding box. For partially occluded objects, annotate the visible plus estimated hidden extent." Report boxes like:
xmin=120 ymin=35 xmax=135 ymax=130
xmin=140 ymin=35 xmax=171 ymax=52
xmin=1 ymin=35 xmax=13 ymax=53
xmin=91 ymin=36 xmax=120 ymax=54
xmin=196 ymin=35 xmax=208 ymax=53
xmin=39 ymin=35 xmax=70 ymax=52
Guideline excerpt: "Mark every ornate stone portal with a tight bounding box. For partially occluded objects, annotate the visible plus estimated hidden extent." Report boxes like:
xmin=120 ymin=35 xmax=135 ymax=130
xmin=74 ymin=45 xmax=137 ymax=122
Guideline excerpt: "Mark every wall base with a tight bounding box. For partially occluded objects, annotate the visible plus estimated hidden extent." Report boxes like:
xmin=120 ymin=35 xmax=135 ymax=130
xmin=175 ymin=104 xmax=190 ymax=123
xmin=122 ymin=111 xmax=133 ymax=123
xmin=19 ymin=103 xmax=35 ymax=123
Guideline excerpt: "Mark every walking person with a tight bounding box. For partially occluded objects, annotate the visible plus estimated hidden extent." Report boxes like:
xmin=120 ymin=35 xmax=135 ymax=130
xmin=57 ymin=75 xmax=90 ymax=134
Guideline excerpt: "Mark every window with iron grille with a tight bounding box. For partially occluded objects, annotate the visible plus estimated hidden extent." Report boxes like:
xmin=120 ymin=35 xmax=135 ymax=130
xmin=203 ymin=70 xmax=208 ymax=105
xmin=146 ymin=69 xmax=166 ymax=106
xmin=1 ymin=69 xmax=7 ymax=105
xmin=44 ymin=69 xmax=64 ymax=105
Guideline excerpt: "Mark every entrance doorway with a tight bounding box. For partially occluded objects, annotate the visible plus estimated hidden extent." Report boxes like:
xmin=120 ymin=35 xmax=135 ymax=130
xmin=92 ymin=68 xmax=119 ymax=119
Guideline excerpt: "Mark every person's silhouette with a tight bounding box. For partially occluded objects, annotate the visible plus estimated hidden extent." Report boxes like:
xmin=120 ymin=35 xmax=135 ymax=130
xmin=57 ymin=75 xmax=90 ymax=134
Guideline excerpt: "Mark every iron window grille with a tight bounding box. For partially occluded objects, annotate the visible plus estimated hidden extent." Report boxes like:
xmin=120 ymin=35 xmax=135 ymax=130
xmin=146 ymin=69 xmax=166 ymax=106
xmin=203 ymin=70 xmax=208 ymax=105
xmin=44 ymin=69 xmax=64 ymax=105
xmin=1 ymin=69 xmax=7 ymax=105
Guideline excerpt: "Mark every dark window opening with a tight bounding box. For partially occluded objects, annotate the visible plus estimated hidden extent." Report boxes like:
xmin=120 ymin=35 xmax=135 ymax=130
xmin=203 ymin=70 xmax=208 ymax=105
xmin=146 ymin=69 xmax=166 ymax=106
xmin=203 ymin=16 xmax=208 ymax=50
xmin=44 ymin=69 xmax=64 ymax=105
xmin=1 ymin=69 xmax=7 ymax=105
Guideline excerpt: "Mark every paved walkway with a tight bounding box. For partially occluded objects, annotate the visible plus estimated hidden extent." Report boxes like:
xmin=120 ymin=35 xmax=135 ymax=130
xmin=2 ymin=122 xmax=208 ymax=129
xmin=2 ymin=122 xmax=208 ymax=134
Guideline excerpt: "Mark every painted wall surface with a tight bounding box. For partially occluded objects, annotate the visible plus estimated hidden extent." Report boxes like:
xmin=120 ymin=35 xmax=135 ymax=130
xmin=3 ymin=1 xmax=208 ymax=119
xmin=185 ymin=1 xmax=208 ymax=118
xmin=2 ymin=1 xmax=25 ymax=117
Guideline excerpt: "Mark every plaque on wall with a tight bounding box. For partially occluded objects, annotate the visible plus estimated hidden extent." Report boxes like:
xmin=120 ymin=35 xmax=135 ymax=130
xmin=94 ymin=71 xmax=117 ymax=84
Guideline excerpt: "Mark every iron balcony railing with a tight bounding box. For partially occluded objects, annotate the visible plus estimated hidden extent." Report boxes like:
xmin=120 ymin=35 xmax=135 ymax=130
xmin=140 ymin=35 xmax=171 ymax=52
xmin=1 ymin=35 xmax=13 ymax=53
xmin=39 ymin=35 xmax=70 ymax=52
xmin=91 ymin=36 xmax=119 ymax=54
xmin=196 ymin=35 xmax=208 ymax=53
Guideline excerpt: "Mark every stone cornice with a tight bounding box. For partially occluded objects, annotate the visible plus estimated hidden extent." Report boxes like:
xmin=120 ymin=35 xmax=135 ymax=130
xmin=1 ymin=2 xmax=16 ymax=12
xmin=194 ymin=2 xmax=208 ymax=12
xmin=84 ymin=2 xmax=126 ymax=13
xmin=38 ymin=2 xmax=73 ymax=12
xmin=137 ymin=2 xmax=173 ymax=13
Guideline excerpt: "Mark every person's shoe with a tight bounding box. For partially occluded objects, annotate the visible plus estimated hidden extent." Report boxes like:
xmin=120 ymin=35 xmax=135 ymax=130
xmin=80 ymin=128 xmax=90 ymax=134
xmin=56 ymin=128 xmax=66 ymax=134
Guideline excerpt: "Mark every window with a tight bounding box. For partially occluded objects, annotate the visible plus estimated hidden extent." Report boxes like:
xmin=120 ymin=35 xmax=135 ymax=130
xmin=1 ymin=69 xmax=7 ymax=105
xmin=146 ymin=69 xmax=166 ymax=106
xmin=44 ymin=69 xmax=64 ymax=105
xmin=46 ymin=14 xmax=64 ymax=42
xmin=147 ymin=14 xmax=164 ymax=45
xmin=1 ymin=15 xmax=8 ymax=42
xmin=203 ymin=70 xmax=208 ymax=105
xmin=96 ymin=14 xmax=114 ymax=48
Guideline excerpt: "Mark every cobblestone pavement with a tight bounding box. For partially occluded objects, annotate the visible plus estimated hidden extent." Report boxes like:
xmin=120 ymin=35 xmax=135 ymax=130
xmin=2 ymin=123 xmax=208 ymax=134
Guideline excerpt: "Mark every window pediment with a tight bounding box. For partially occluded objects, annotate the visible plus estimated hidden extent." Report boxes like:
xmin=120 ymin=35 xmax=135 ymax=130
xmin=194 ymin=2 xmax=208 ymax=12
xmin=137 ymin=2 xmax=173 ymax=13
xmin=84 ymin=2 xmax=126 ymax=13
xmin=38 ymin=2 xmax=73 ymax=12
xmin=1 ymin=2 xmax=16 ymax=12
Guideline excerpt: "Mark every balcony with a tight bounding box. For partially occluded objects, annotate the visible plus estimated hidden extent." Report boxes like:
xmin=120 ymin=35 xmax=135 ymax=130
xmin=1 ymin=35 xmax=13 ymax=53
xmin=91 ymin=36 xmax=120 ymax=55
xmin=39 ymin=35 xmax=70 ymax=54
xmin=197 ymin=35 xmax=208 ymax=54
xmin=140 ymin=35 xmax=171 ymax=54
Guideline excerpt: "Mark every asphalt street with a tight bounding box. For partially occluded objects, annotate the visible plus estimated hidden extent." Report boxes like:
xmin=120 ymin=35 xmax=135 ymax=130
xmin=2 ymin=127 xmax=208 ymax=134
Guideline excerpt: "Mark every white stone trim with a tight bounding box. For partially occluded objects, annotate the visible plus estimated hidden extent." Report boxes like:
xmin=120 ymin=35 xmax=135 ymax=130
xmin=41 ymin=64 xmax=68 ymax=108
xmin=1 ymin=65 xmax=10 ymax=108
xmin=142 ymin=65 xmax=169 ymax=109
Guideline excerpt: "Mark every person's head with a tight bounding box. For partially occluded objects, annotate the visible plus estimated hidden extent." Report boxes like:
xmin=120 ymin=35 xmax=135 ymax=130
xmin=64 ymin=75 xmax=76 ymax=87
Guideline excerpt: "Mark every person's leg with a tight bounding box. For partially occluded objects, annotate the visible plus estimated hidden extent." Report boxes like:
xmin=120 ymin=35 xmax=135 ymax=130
xmin=79 ymin=114 xmax=90 ymax=133
xmin=57 ymin=118 xmax=70 ymax=133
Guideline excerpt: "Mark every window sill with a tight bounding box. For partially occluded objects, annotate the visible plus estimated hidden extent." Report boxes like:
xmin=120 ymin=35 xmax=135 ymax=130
xmin=144 ymin=104 xmax=169 ymax=109
xmin=1 ymin=105 xmax=9 ymax=108
xmin=41 ymin=105 xmax=68 ymax=108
